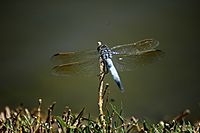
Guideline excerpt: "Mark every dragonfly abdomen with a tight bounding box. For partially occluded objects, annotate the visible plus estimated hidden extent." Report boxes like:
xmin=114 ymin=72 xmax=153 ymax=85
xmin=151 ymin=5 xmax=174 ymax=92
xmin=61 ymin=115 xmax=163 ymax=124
xmin=106 ymin=58 xmax=124 ymax=92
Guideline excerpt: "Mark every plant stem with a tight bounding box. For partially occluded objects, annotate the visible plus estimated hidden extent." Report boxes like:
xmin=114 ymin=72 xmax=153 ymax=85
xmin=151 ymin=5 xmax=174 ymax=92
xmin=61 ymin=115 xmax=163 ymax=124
xmin=98 ymin=57 xmax=106 ymax=132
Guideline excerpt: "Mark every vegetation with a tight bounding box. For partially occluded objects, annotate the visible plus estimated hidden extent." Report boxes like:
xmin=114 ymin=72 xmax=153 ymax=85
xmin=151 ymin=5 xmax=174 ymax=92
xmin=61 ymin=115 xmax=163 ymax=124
xmin=0 ymin=97 xmax=199 ymax=132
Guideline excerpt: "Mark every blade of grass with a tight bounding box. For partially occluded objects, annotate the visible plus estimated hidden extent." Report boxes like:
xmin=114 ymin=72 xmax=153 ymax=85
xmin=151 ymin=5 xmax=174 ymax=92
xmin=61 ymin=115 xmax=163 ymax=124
xmin=71 ymin=107 xmax=85 ymax=125
xmin=109 ymin=103 xmax=124 ymax=123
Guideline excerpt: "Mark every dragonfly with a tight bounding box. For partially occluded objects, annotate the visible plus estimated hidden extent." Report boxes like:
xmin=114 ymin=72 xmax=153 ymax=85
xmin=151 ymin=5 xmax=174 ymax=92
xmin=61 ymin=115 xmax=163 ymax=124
xmin=51 ymin=39 xmax=163 ymax=92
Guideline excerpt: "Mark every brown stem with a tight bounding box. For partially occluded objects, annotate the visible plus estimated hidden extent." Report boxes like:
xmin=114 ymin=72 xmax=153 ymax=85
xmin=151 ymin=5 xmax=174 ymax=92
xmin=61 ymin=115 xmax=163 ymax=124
xmin=98 ymin=58 xmax=106 ymax=132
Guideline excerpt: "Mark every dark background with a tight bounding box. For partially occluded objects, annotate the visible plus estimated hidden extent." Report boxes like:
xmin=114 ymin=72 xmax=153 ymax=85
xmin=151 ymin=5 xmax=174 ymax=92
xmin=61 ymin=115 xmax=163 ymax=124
xmin=0 ymin=1 xmax=200 ymax=122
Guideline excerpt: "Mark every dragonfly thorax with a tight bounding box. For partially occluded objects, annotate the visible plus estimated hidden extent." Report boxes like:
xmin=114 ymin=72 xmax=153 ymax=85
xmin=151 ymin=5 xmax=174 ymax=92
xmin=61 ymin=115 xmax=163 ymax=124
xmin=97 ymin=42 xmax=112 ymax=60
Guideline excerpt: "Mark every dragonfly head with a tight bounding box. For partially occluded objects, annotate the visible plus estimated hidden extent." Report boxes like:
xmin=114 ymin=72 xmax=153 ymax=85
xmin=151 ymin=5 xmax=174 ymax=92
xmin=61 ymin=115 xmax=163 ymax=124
xmin=97 ymin=41 xmax=103 ymax=48
xmin=97 ymin=41 xmax=108 ymax=53
xmin=97 ymin=41 xmax=102 ymax=46
xmin=97 ymin=41 xmax=103 ymax=52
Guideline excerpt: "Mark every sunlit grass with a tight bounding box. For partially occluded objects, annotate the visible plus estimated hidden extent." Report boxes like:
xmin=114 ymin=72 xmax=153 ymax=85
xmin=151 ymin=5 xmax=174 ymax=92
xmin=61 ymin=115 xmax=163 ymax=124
xmin=0 ymin=97 xmax=199 ymax=132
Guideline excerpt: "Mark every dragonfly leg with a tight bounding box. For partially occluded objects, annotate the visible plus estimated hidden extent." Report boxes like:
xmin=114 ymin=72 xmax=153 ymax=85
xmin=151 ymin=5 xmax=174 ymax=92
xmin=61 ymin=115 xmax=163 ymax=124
xmin=104 ymin=64 xmax=109 ymax=74
xmin=102 ymin=60 xmax=109 ymax=74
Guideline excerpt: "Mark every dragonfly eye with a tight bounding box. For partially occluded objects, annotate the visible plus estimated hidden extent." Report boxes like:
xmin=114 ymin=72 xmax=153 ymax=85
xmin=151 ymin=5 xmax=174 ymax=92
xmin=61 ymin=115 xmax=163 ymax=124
xmin=97 ymin=41 xmax=102 ymax=51
xmin=97 ymin=41 xmax=104 ymax=52
xmin=97 ymin=41 xmax=102 ymax=47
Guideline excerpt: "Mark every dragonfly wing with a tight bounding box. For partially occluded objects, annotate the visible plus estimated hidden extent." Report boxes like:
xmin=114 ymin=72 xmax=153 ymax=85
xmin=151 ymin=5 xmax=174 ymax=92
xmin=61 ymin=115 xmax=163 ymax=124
xmin=112 ymin=49 xmax=164 ymax=71
xmin=52 ymin=58 xmax=99 ymax=76
xmin=111 ymin=39 xmax=159 ymax=56
xmin=51 ymin=49 xmax=98 ymax=65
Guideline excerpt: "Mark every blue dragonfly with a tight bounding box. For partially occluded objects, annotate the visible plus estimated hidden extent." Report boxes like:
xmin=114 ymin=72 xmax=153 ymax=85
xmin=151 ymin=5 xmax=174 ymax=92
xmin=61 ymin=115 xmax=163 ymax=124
xmin=51 ymin=39 xmax=163 ymax=92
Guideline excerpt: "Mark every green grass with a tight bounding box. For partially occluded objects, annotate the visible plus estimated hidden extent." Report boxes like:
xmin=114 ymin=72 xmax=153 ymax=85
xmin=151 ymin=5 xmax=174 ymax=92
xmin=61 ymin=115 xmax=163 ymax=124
xmin=0 ymin=98 xmax=199 ymax=133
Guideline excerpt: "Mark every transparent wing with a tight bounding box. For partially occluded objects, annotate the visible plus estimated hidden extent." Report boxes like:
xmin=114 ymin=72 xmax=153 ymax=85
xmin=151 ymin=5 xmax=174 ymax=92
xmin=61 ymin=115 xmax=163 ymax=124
xmin=52 ymin=59 xmax=99 ymax=76
xmin=112 ymin=49 xmax=164 ymax=71
xmin=111 ymin=39 xmax=159 ymax=56
xmin=51 ymin=49 xmax=99 ymax=76
xmin=51 ymin=49 xmax=98 ymax=65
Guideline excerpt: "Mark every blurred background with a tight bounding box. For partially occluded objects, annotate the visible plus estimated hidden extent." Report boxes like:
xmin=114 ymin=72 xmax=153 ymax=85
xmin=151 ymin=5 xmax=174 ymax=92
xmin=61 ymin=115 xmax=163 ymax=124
xmin=0 ymin=1 xmax=200 ymax=122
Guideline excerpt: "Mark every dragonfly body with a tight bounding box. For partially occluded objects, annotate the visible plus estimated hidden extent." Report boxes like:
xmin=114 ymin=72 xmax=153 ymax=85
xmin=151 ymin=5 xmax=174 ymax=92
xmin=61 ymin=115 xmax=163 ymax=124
xmin=52 ymin=39 xmax=163 ymax=92
xmin=97 ymin=42 xmax=124 ymax=92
